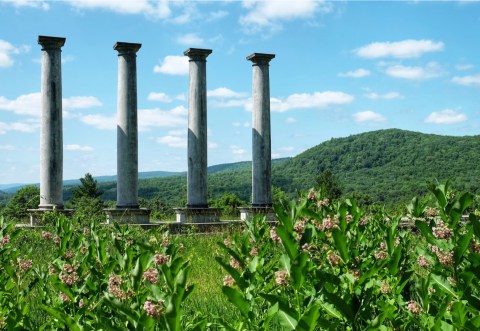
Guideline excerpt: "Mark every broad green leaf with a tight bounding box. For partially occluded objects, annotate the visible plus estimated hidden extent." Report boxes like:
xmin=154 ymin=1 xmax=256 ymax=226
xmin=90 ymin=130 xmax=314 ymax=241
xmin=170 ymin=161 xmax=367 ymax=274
xmin=297 ymin=303 xmax=321 ymax=331
xmin=415 ymin=220 xmax=437 ymax=245
xmin=430 ymin=274 xmax=458 ymax=298
xmin=387 ymin=245 xmax=402 ymax=275
xmin=454 ymin=227 xmax=473 ymax=265
xmin=276 ymin=225 xmax=298 ymax=260
xmin=323 ymin=291 xmax=354 ymax=322
xmin=321 ymin=302 xmax=343 ymax=320
xmin=278 ymin=308 xmax=298 ymax=330
xmin=221 ymin=286 xmax=250 ymax=318
xmin=332 ymin=229 xmax=349 ymax=263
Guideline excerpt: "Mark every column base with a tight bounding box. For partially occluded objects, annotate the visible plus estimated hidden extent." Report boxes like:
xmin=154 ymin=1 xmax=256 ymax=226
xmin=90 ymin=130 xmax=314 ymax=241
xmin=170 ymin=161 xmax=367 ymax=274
xmin=174 ymin=208 xmax=221 ymax=223
xmin=239 ymin=206 xmax=276 ymax=222
xmin=28 ymin=208 xmax=74 ymax=226
xmin=104 ymin=208 xmax=151 ymax=224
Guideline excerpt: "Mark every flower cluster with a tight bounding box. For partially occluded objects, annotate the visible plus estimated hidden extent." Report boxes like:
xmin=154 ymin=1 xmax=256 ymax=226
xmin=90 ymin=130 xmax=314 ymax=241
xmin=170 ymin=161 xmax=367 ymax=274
xmin=17 ymin=258 xmax=33 ymax=275
xmin=108 ymin=274 xmax=132 ymax=300
xmin=471 ymin=242 xmax=480 ymax=254
xmin=270 ymin=228 xmax=281 ymax=244
xmin=307 ymin=189 xmax=317 ymax=201
xmin=380 ymin=281 xmax=391 ymax=294
xmin=430 ymin=245 xmax=454 ymax=266
xmin=317 ymin=198 xmax=330 ymax=209
xmin=424 ymin=207 xmax=439 ymax=218
xmin=327 ymin=251 xmax=341 ymax=266
xmin=59 ymin=263 xmax=79 ymax=286
xmin=375 ymin=242 xmax=387 ymax=260
xmin=143 ymin=300 xmax=164 ymax=319
xmin=250 ymin=246 xmax=259 ymax=256
xmin=315 ymin=215 xmax=339 ymax=231
xmin=143 ymin=268 xmax=159 ymax=285
xmin=223 ymin=275 xmax=235 ymax=287
xmin=0 ymin=235 xmax=10 ymax=247
xmin=229 ymin=258 xmax=242 ymax=270
xmin=275 ymin=270 xmax=289 ymax=286
xmin=60 ymin=292 xmax=70 ymax=303
xmin=417 ymin=255 xmax=431 ymax=268
xmin=154 ymin=253 xmax=169 ymax=265
xmin=42 ymin=231 xmax=53 ymax=241
xmin=432 ymin=220 xmax=452 ymax=240
xmin=406 ymin=300 xmax=422 ymax=314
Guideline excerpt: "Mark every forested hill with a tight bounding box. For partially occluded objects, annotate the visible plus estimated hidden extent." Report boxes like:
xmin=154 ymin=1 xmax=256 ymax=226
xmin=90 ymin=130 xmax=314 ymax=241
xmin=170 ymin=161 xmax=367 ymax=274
xmin=275 ymin=129 xmax=480 ymax=204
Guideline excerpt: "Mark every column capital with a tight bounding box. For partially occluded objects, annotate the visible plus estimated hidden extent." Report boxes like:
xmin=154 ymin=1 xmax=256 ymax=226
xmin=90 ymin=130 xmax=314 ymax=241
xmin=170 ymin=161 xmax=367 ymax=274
xmin=38 ymin=35 xmax=66 ymax=49
xmin=247 ymin=53 xmax=275 ymax=65
xmin=114 ymin=42 xmax=142 ymax=54
xmin=184 ymin=48 xmax=212 ymax=61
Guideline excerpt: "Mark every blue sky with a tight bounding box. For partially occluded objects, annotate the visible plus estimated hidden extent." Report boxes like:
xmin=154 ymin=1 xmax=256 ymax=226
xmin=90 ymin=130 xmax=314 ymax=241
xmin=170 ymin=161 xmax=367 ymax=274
xmin=0 ymin=0 xmax=480 ymax=185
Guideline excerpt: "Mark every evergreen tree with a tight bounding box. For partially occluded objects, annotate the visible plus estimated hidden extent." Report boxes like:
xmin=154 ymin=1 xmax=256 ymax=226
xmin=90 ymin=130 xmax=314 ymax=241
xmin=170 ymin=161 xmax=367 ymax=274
xmin=1 ymin=185 xmax=39 ymax=222
xmin=316 ymin=169 xmax=342 ymax=200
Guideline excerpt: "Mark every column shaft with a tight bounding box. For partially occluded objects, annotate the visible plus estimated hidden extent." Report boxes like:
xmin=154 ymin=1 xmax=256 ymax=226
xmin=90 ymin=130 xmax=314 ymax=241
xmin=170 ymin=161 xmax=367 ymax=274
xmin=114 ymin=42 xmax=141 ymax=208
xmin=184 ymin=48 xmax=212 ymax=208
xmin=38 ymin=36 xmax=66 ymax=209
xmin=247 ymin=53 xmax=275 ymax=207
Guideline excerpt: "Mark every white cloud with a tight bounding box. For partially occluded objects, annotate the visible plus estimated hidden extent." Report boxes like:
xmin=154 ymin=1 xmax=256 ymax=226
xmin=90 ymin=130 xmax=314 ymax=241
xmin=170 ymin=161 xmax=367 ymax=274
xmin=2 ymin=0 xmax=49 ymax=10
xmin=68 ymin=0 xmax=171 ymax=19
xmin=80 ymin=114 xmax=116 ymax=130
xmin=0 ymin=93 xmax=102 ymax=117
xmin=138 ymin=106 xmax=187 ymax=131
xmin=355 ymin=39 xmax=444 ymax=59
xmin=451 ymin=73 xmax=480 ymax=87
xmin=385 ymin=62 xmax=444 ymax=80
xmin=208 ymin=87 xmax=247 ymax=98
xmin=156 ymin=130 xmax=187 ymax=148
xmin=364 ymin=91 xmax=403 ymax=100
xmin=208 ymin=141 xmax=218 ymax=149
xmin=0 ymin=121 xmax=38 ymax=134
xmin=248 ymin=91 xmax=353 ymax=112
xmin=230 ymin=145 xmax=247 ymax=156
xmin=0 ymin=39 xmax=29 ymax=68
xmin=153 ymin=55 xmax=188 ymax=75
xmin=353 ymin=111 xmax=386 ymax=123
xmin=176 ymin=33 xmax=204 ymax=46
xmin=208 ymin=9 xmax=228 ymax=20
xmin=338 ymin=68 xmax=370 ymax=78
xmin=65 ymin=144 xmax=94 ymax=152
xmin=239 ymin=0 xmax=328 ymax=33
xmin=211 ymin=99 xmax=247 ymax=108
xmin=455 ymin=64 xmax=474 ymax=71
xmin=425 ymin=109 xmax=466 ymax=124
xmin=147 ymin=92 xmax=172 ymax=103
xmin=286 ymin=117 xmax=297 ymax=124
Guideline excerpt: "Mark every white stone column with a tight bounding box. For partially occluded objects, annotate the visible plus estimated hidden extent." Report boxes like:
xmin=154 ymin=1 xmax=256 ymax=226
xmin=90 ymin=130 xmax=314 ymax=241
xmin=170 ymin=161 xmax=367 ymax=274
xmin=38 ymin=36 xmax=66 ymax=210
xmin=247 ymin=53 xmax=275 ymax=207
xmin=184 ymin=48 xmax=212 ymax=208
xmin=114 ymin=42 xmax=141 ymax=209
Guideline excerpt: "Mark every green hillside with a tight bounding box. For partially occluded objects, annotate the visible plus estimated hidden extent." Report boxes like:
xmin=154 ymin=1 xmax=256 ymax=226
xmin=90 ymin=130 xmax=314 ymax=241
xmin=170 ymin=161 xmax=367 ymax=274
xmin=276 ymin=128 xmax=480 ymax=204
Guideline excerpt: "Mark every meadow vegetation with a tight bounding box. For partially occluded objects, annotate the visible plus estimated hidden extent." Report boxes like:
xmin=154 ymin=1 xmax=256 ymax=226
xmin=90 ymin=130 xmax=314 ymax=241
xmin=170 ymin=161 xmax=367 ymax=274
xmin=1 ymin=181 xmax=480 ymax=330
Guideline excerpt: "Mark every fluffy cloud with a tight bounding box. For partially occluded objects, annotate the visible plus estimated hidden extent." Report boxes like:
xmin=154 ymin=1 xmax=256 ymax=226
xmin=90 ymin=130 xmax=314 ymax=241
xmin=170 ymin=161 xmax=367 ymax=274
xmin=80 ymin=114 xmax=116 ymax=130
xmin=247 ymin=91 xmax=353 ymax=112
xmin=0 ymin=121 xmax=38 ymax=134
xmin=355 ymin=39 xmax=444 ymax=59
xmin=451 ymin=73 xmax=480 ymax=87
xmin=0 ymin=93 xmax=101 ymax=117
xmin=139 ymin=106 xmax=187 ymax=131
xmin=176 ymin=33 xmax=204 ymax=46
xmin=0 ymin=144 xmax=15 ymax=150
xmin=425 ymin=109 xmax=466 ymax=124
xmin=353 ymin=111 xmax=386 ymax=123
xmin=230 ymin=145 xmax=247 ymax=156
xmin=208 ymin=87 xmax=247 ymax=98
xmin=385 ymin=62 xmax=444 ymax=80
xmin=153 ymin=55 xmax=188 ymax=75
xmin=156 ymin=130 xmax=187 ymax=148
xmin=338 ymin=68 xmax=370 ymax=78
xmin=2 ymin=0 xmax=49 ymax=10
xmin=68 ymin=0 xmax=171 ymax=19
xmin=147 ymin=92 xmax=172 ymax=103
xmin=239 ymin=0 xmax=329 ymax=32
xmin=286 ymin=117 xmax=297 ymax=124
xmin=64 ymin=144 xmax=94 ymax=152
xmin=0 ymin=39 xmax=29 ymax=68
xmin=364 ymin=91 xmax=403 ymax=100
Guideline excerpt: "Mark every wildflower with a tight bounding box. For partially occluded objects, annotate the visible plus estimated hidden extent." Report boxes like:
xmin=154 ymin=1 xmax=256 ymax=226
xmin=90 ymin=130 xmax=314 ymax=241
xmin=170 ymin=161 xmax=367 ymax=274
xmin=348 ymin=269 xmax=360 ymax=282
xmin=143 ymin=300 xmax=164 ymax=319
xmin=307 ymin=189 xmax=316 ymax=201
xmin=471 ymin=242 xmax=480 ymax=254
xmin=428 ymin=287 xmax=436 ymax=294
xmin=59 ymin=264 xmax=79 ymax=286
xmin=154 ymin=253 xmax=169 ymax=265
xmin=79 ymin=299 xmax=85 ymax=308
xmin=0 ymin=235 xmax=10 ymax=247
xmin=229 ymin=258 xmax=242 ymax=270
xmin=301 ymin=243 xmax=312 ymax=252
xmin=322 ymin=215 xmax=339 ymax=231
xmin=417 ymin=255 xmax=431 ymax=268
xmin=17 ymin=258 xmax=33 ymax=275
xmin=250 ymin=246 xmax=259 ymax=256
xmin=379 ymin=242 xmax=386 ymax=250
xmin=359 ymin=217 xmax=369 ymax=226
xmin=447 ymin=277 xmax=457 ymax=287
xmin=425 ymin=207 xmax=439 ymax=218
xmin=83 ymin=227 xmax=90 ymax=236
xmin=161 ymin=237 xmax=170 ymax=247
xmin=143 ymin=268 xmax=159 ymax=285
xmin=375 ymin=250 xmax=387 ymax=260
xmin=60 ymin=292 xmax=70 ymax=303
xmin=223 ymin=275 xmax=235 ymax=287
xmin=149 ymin=236 xmax=156 ymax=244
xmin=407 ymin=300 xmax=422 ymax=314
xmin=394 ymin=237 xmax=400 ymax=247
xmin=42 ymin=231 xmax=53 ymax=241
xmin=178 ymin=243 xmax=185 ymax=253
xmin=48 ymin=263 xmax=56 ymax=275
xmin=275 ymin=270 xmax=289 ymax=286
xmin=223 ymin=238 xmax=232 ymax=247
xmin=436 ymin=251 xmax=454 ymax=266
xmin=327 ymin=251 xmax=341 ymax=266
xmin=345 ymin=213 xmax=353 ymax=223
xmin=317 ymin=198 xmax=330 ymax=208
xmin=108 ymin=274 xmax=127 ymax=300
xmin=380 ymin=281 xmax=391 ymax=294
xmin=270 ymin=228 xmax=281 ymax=244
xmin=53 ymin=236 xmax=61 ymax=245
xmin=432 ymin=220 xmax=452 ymax=239
xmin=80 ymin=246 xmax=87 ymax=255
xmin=293 ymin=219 xmax=306 ymax=234
xmin=63 ymin=250 xmax=75 ymax=259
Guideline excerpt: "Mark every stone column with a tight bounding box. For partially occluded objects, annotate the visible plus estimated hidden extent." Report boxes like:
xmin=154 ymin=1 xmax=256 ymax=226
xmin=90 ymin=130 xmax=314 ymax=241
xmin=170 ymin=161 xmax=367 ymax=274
xmin=184 ymin=48 xmax=212 ymax=208
xmin=247 ymin=53 xmax=275 ymax=207
xmin=114 ymin=42 xmax=141 ymax=209
xmin=38 ymin=36 xmax=66 ymax=210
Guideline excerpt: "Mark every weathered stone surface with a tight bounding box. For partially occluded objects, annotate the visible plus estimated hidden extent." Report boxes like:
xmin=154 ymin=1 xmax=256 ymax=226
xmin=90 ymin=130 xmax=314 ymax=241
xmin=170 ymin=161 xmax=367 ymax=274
xmin=38 ymin=35 xmax=66 ymax=210
xmin=247 ymin=53 xmax=275 ymax=207
xmin=114 ymin=42 xmax=141 ymax=209
xmin=184 ymin=48 xmax=212 ymax=208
